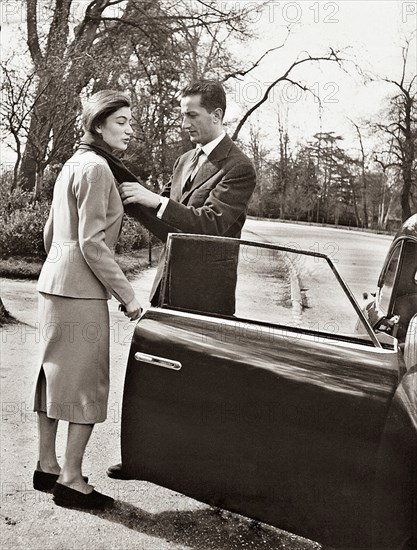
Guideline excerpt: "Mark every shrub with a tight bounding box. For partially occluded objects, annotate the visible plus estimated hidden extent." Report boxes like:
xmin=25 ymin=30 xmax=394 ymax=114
xmin=40 ymin=163 xmax=63 ymax=202
xmin=0 ymin=172 xmax=49 ymax=258
xmin=0 ymin=170 xmax=156 ymax=260
xmin=115 ymin=215 xmax=152 ymax=254
xmin=0 ymin=201 xmax=50 ymax=258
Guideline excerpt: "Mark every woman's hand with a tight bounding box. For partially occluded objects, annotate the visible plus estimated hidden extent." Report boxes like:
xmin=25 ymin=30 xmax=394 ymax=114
xmin=119 ymin=182 xmax=160 ymax=209
xmin=121 ymin=297 xmax=142 ymax=321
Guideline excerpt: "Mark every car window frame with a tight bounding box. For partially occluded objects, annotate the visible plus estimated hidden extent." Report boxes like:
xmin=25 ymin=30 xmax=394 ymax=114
xmin=376 ymin=241 xmax=405 ymax=317
xmin=159 ymin=233 xmax=382 ymax=349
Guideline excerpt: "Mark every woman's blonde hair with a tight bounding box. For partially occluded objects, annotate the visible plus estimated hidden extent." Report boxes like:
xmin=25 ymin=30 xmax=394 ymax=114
xmin=81 ymin=90 xmax=131 ymax=135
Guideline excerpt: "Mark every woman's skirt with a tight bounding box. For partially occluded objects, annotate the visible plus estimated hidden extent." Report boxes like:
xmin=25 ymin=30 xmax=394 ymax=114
xmin=32 ymin=292 xmax=110 ymax=424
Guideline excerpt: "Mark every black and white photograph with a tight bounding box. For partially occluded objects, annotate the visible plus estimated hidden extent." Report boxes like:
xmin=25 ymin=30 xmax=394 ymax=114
xmin=1 ymin=1 xmax=416 ymax=549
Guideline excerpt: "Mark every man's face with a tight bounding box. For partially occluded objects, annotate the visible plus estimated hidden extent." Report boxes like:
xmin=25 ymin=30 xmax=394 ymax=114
xmin=180 ymin=94 xmax=221 ymax=146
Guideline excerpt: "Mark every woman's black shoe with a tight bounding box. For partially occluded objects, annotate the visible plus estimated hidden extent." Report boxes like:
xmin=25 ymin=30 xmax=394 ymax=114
xmin=53 ymin=482 xmax=114 ymax=510
xmin=33 ymin=470 xmax=88 ymax=493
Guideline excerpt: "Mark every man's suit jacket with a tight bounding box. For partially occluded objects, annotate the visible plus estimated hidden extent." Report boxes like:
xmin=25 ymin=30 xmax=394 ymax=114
xmin=133 ymin=134 xmax=256 ymax=302
xmin=37 ymin=149 xmax=135 ymax=305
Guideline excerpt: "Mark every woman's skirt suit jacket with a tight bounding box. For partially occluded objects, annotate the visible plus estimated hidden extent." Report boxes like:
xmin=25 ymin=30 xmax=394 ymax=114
xmin=33 ymin=148 xmax=135 ymax=424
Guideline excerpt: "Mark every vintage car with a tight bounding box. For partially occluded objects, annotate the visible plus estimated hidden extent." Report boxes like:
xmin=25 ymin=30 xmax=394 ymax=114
xmin=363 ymin=214 xmax=417 ymax=371
xmin=119 ymin=215 xmax=417 ymax=549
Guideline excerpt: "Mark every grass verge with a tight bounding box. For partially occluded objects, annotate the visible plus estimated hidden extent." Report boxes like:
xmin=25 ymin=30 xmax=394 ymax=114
xmin=0 ymin=246 xmax=161 ymax=281
xmin=0 ymin=246 xmax=161 ymax=326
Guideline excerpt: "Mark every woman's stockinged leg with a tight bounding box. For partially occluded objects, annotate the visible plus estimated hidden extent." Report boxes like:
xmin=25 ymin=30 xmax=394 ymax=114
xmin=58 ymin=422 xmax=94 ymax=493
xmin=37 ymin=411 xmax=60 ymax=474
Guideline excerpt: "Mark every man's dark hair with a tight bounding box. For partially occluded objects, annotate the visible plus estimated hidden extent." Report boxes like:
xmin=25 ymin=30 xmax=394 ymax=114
xmin=181 ymin=80 xmax=226 ymax=119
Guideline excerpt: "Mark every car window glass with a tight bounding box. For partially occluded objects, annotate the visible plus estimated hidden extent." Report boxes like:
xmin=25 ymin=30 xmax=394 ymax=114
xmin=386 ymin=240 xmax=417 ymax=341
xmin=164 ymin=236 xmax=375 ymax=344
xmin=233 ymin=244 xmax=370 ymax=340
xmin=378 ymin=245 xmax=401 ymax=314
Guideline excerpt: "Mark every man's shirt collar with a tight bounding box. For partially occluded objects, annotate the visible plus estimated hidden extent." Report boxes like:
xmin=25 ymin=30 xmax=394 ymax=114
xmin=199 ymin=130 xmax=226 ymax=157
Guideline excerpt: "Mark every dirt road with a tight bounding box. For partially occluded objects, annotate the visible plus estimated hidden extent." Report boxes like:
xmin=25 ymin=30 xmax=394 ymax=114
xmin=0 ymin=269 xmax=320 ymax=550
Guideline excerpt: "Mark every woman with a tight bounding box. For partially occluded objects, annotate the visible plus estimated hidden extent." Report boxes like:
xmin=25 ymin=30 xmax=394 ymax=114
xmin=32 ymin=90 xmax=141 ymax=509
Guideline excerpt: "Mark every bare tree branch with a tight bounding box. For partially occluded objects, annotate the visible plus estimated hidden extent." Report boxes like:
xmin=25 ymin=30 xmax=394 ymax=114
xmin=26 ymin=0 xmax=43 ymax=67
xmin=232 ymin=49 xmax=345 ymax=140
xmin=223 ymin=28 xmax=291 ymax=82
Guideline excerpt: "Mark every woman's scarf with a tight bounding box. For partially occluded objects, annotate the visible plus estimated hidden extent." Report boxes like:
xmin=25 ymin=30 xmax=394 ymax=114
xmin=78 ymin=132 xmax=176 ymax=242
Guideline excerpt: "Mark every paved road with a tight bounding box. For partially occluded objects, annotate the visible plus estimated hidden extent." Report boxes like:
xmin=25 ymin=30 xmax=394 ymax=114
xmin=0 ymin=220 xmax=395 ymax=550
xmin=243 ymin=219 xmax=393 ymax=301
xmin=0 ymin=220 xmax=393 ymax=328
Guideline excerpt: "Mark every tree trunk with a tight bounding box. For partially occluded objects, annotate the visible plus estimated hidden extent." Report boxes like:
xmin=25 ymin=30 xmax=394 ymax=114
xmin=401 ymin=99 xmax=413 ymax=221
xmin=0 ymin=297 xmax=15 ymax=326
xmin=19 ymin=110 xmax=50 ymax=191
xmin=352 ymin=122 xmax=369 ymax=228
xmin=12 ymin=146 xmax=22 ymax=191
xmin=33 ymin=167 xmax=44 ymax=201
xmin=21 ymin=0 xmax=108 ymax=189
xmin=401 ymin=173 xmax=412 ymax=221
xmin=350 ymin=180 xmax=362 ymax=227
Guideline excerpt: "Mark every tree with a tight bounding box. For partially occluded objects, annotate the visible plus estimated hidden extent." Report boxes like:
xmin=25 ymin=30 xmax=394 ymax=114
xmin=374 ymin=36 xmax=417 ymax=221
xmin=350 ymin=120 xmax=370 ymax=228
xmin=118 ymin=0 xmax=262 ymax=189
xmin=305 ymin=132 xmax=366 ymax=225
xmin=307 ymin=132 xmax=340 ymax=223
xmin=20 ymin=0 xmax=109 ymax=189
xmin=1 ymin=63 xmax=36 ymax=189
xmin=373 ymin=144 xmax=402 ymax=229
xmin=19 ymin=0 xmax=262 ymax=190
xmin=288 ymin=147 xmax=320 ymax=221
xmin=231 ymin=47 xmax=346 ymax=141
xmin=246 ymin=122 xmax=272 ymax=217
xmin=275 ymin=108 xmax=291 ymax=219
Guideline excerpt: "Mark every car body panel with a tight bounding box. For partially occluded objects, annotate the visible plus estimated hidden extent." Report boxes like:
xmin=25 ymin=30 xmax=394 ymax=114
xmin=368 ymin=214 xmax=417 ymax=343
xmin=120 ymin=220 xmax=417 ymax=548
xmin=121 ymin=309 xmax=401 ymax=547
xmin=372 ymin=364 xmax=417 ymax=549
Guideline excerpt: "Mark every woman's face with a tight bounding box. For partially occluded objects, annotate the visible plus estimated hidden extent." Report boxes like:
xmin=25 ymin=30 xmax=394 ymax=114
xmin=96 ymin=106 xmax=133 ymax=151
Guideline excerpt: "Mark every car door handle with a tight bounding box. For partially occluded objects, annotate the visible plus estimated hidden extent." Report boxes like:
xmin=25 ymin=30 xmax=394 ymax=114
xmin=134 ymin=352 xmax=182 ymax=371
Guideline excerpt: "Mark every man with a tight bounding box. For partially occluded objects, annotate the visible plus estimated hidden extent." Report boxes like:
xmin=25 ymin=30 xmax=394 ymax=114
xmin=107 ymin=80 xmax=256 ymax=479
xmin=121 ymin=80 xmax=256 ymax=303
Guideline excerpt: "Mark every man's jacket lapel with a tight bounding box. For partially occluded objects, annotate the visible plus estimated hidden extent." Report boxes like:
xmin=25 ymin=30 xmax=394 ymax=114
xmin=180 ymin=160 xmax=219 ymax=203
xmin=180 ymin=135 xmax=232 ymax=203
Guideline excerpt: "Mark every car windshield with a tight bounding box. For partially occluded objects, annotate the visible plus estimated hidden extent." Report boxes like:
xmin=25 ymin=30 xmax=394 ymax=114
xmin=378 ymin=244 xmax=401 ymax=315
xmin=163 ymin=235 xmax=378 ymax=345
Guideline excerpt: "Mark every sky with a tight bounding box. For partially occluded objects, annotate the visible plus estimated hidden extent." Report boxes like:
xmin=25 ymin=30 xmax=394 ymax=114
xmin=223 ymin=0 xmax=417 ymax=156
xmin=1 ymin=0 xmax=416 ymax=164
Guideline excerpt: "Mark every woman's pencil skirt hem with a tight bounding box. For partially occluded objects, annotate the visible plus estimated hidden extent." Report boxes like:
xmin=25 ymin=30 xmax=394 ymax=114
xmin=32 ymin=292 xmax=110 ymax=424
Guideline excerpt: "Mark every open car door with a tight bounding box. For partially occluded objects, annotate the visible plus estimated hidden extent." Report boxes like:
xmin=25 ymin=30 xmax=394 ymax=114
xmin=120 ymin=234 xmax=413 ymax=549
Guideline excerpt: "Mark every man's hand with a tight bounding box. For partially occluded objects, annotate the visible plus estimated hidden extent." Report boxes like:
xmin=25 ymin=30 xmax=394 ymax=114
xmin=119 ymin=182 xmax=160 ymax=209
